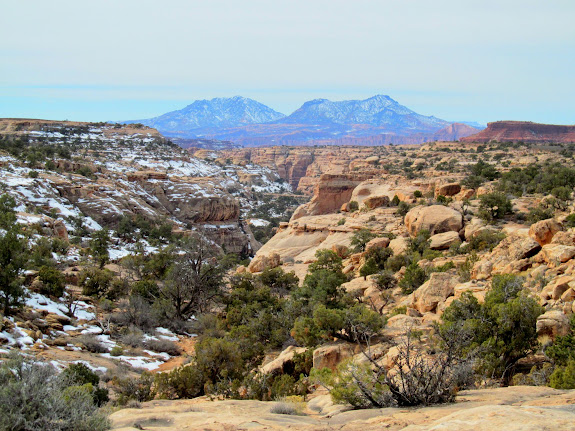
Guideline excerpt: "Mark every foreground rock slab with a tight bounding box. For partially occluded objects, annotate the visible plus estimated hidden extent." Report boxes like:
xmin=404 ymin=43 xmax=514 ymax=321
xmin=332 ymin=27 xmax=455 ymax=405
xmin=110 ymin=386 xmax=575 ymax=431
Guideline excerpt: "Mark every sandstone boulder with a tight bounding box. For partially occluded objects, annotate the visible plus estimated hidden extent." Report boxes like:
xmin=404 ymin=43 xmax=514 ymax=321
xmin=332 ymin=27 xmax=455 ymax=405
xmin=473 ymin=233 xmax=540 ymax=278
xmin=464 ymin=217 xmax=487 ymax=241
xmin=536 ymin=310 xmax=570 ymax=338
xmin=389 ymin=236 xmax=409 ymax=256
xmin=247 ymin=252 xmax=281 ymax=273
xmin=538 ymin=244 xmax=575 ymax=265
xmin=435 ymin=183 xmax=461 ymax=197
xmin=412 ymin=272 xmax=457 ymax=313
xmin=312 ymin=342 xmax=356 ymax=371
xmin=529 ymin=219 xmax=562 ymax=246
xmin=365 ymin=236 xmax=390 ymax=252
xmin=551 ymin=230 xmax=575 ymax=246
xmin=404 ymin=205 xmax=463 ymax=237
xmin=362 ymin=195 xmax=390 ymax=209
xmin=429 ymin=231 xmax=461 ymax=250
xmin=260 ymin=345 xmax=307 ymax=375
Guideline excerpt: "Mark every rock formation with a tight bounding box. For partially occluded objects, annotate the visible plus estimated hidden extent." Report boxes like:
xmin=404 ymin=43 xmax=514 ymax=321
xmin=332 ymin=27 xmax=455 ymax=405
xmin=461 ymin=121 xmax=575 ymax=144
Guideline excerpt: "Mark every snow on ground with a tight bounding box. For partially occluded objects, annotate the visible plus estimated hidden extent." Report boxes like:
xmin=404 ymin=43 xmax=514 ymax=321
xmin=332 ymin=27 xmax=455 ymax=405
xmin=155 ymin=327 xmax=179 ymax=341
xmin=100 ymin=353 xmax=164 ymax=371
xmin=26 ymin=292 xmax=96 ymax=321
xmin=249 ymin=218 xmax=271 ymax=227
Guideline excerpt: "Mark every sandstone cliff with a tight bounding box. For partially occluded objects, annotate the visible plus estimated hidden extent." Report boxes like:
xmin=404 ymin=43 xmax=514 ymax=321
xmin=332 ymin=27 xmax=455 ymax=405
xmin=461 ymin=121 xmax=575 ymax=143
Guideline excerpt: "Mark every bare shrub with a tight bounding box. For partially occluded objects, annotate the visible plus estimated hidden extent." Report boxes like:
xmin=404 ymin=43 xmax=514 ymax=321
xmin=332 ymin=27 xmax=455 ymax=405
xmin=144 ymin=338 xmax=181 ymax=356
xmin=77 ymin=334 xmax=108 ymax=353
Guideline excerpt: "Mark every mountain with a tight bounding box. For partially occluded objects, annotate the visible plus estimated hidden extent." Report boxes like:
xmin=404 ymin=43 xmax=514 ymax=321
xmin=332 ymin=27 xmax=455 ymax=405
xmin=122 ymin=95 xmax=481 ymax=146
xmin=123 ymin=96 xmax=285 ymax=137
xmin=280 ymin=95 xmax=448 ymax=132
xmin=460 ymin=121 xmax=575 ymax=143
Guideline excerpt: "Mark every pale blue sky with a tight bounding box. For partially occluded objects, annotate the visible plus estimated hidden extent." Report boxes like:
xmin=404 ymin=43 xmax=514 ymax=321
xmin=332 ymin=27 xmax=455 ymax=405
xmin=1 ymin=0 xmax=574 ymax=124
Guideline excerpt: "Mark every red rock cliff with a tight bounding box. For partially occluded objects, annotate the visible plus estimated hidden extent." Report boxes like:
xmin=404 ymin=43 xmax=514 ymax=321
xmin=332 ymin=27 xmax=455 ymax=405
xmin=461 ymin=121 xmax=575 ymax=143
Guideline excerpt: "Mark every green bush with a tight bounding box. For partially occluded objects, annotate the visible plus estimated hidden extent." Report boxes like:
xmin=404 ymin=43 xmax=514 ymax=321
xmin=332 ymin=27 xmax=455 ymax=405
xmin=350 ymin=228 xmax=376 ymax=253
xmin=374 ymin=270 xmax=396 ymax=291
xmin=79 ymin=268 xmax=114 ymax=297
xmin=526 ymin=205 xmax=554 ymax=224
xmin=546 ymin=315 xmax=575 ymax=366
xmin=395 ymin=201 xmax=411 ymax=217
xmin=0 ymin=354 xmax=111 ymax=430
xmin=62 ymin=362 xmax=109 ymax=406
xmin=38 ymin=266 xmax=65 ymax=297
xmin=399 ymin=262 xmax=428 ymax=294
xmin=359 ymin=258 xmax=378 ymax=279
xmin=549 ymin=358 xmax=575 ymax=389
xmin=478 ymin=192 xmax=513 ymax=222
xmin=466 ymin=230 xmax=505 ymax=252
xmin=154 ymin=365 xmax=205 ymax=399
xmin=111 ymin=372 xmax=155 ymax=405
xmin=439 ymin=274 xmax=543 ymax=385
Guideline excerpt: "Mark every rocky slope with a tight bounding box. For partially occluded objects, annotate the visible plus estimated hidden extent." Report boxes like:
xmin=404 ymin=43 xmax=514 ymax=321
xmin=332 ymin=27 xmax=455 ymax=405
xmin=461 ymin=121 xmax=575 ymax=143
xmin=0 ymin=119 xmax=300 ymax=255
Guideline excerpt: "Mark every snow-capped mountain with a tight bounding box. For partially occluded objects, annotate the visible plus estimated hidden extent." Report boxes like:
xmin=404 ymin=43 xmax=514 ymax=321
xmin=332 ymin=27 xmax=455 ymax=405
xmin=123 ymin=96 xmax=285 ymax=136
xmin=281 ymin=95 xmax=448 ymax=130
xmin=122 ymin=95 xmax=478 ymax=145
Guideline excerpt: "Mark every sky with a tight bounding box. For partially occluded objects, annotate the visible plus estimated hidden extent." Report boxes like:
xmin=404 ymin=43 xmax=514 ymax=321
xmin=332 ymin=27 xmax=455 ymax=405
xmin=1 ymin=0 xmax=574 ymax=125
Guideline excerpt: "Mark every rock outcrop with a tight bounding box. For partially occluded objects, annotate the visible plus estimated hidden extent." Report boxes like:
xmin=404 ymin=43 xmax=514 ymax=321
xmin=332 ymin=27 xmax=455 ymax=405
xmin=291 ymin=174 xmax=366 ymax=220
xmin=461 ymin=121 xmax=575 ymax=144
xmin=529 ymin=219 xmax=562 ymax=246
xmin=404 ymin=205 xmax=463 ymax=236
xmin=412 ymin=272 xmax=457 ymax=313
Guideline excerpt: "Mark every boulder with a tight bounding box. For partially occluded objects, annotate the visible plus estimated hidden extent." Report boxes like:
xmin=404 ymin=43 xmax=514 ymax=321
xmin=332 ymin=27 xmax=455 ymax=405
xmin=412 ymin=272 xmax=457 ymax=313
xmin=386 ymin=314 xmax=422 ymax=329
xmin=529 ymin=219 xmax=562 ymax=246
xmin=312 ymin=342 xmax=356 ymax=371
xmin=474 ymin=233 xmax=540 ymax=278
xmin=365 ymin=236 xmax=390 ymax=252
xmin=561 ymin=287 xmax=575 ymax=302
xmin=389 ymin=236 xmax=409 ymax=256
xmin=551 ymin=276 xmax=574 ymax=300
xmin=429 ymin=231 xmax=461 ymax=250
xmin=464 ymin=217 xmax=487 ymax=241
xmin=551 ymin=230 xmax=575 ymax=246
xmin=536 ymin=310 xmax=570 ymax=339
xmin=539 ymin=244 xmax=575 ymax=266
xmin=260 ymin=345 xmax=307 ymax=375
xmin=435 ymin=183 xmax=461 ymax=197
xmin=247 ymin=252 xmax=281 ymax=273
xmin=363 ymin=195 xmax=390 ymax=209
xmin=404 ymin=205 xmax=463 ymax=237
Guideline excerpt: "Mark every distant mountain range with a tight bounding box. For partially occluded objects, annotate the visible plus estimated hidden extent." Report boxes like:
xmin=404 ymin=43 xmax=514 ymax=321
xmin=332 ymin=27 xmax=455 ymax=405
xmin=121 ymin=95 xmax=482 ymax=146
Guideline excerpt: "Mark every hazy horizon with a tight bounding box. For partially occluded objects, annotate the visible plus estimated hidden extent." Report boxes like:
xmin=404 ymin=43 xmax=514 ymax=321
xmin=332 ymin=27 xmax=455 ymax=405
xmin=1 ymin=0 xmax=574 ymax=125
